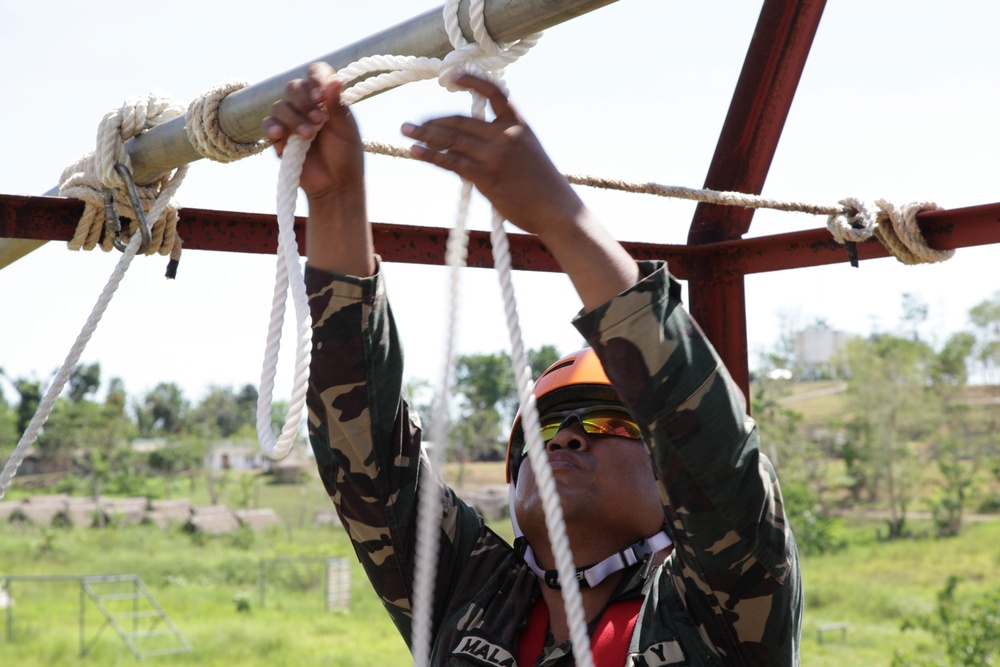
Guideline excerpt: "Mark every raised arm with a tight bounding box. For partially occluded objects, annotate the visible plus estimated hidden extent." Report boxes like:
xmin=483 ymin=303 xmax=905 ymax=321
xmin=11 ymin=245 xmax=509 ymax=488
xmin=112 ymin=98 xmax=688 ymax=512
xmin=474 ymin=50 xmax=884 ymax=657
xmin=403 ymin=76 xmax=802 ymax=663
xmin=263 ymin=66 xmax=512 ymax=649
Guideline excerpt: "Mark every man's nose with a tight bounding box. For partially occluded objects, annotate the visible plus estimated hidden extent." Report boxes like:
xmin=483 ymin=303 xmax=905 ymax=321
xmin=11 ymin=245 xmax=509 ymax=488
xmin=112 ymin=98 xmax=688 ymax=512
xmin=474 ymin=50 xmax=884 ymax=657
xmin=545 ymin=418 xmax=589 ymax=452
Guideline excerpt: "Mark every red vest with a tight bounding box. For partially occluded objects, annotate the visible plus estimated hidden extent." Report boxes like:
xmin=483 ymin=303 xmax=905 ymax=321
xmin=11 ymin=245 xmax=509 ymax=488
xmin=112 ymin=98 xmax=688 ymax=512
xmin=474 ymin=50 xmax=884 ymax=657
xmin=516 ymin=597 xmax=643 ymax=666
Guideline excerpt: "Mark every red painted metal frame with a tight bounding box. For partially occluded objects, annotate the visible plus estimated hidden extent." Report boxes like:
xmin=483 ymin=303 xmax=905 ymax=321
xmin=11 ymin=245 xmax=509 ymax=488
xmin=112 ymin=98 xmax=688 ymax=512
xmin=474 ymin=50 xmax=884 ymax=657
xmin=4 ymin=0 xmax=999 ymax=407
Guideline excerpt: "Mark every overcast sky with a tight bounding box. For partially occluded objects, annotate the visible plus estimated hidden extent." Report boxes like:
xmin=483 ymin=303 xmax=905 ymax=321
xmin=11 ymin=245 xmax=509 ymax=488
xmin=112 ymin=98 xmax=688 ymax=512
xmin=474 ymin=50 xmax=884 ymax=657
xmin=1 ymin=0 xmax=998 ymax=409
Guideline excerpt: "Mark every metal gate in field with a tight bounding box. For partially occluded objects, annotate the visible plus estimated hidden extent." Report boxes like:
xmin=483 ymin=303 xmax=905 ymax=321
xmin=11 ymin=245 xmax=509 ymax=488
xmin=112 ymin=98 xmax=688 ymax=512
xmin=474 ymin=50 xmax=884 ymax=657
xmin=258 ymin=557 xmax=351 ymax=613
xmin=2 ymin=573 xmax=191 ymax=659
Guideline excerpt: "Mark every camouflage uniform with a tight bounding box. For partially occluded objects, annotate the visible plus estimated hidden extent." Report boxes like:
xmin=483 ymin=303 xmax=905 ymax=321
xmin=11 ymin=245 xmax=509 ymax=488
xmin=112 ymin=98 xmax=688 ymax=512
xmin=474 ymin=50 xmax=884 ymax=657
xmin=306 ymin=260 xmax=802 ymax=666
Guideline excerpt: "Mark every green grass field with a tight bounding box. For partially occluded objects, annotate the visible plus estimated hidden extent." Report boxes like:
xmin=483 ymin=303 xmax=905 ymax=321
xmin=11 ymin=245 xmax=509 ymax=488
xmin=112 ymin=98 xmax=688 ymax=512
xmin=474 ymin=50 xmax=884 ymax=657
xmin=1 ymin=474 xmax=998 ymax=666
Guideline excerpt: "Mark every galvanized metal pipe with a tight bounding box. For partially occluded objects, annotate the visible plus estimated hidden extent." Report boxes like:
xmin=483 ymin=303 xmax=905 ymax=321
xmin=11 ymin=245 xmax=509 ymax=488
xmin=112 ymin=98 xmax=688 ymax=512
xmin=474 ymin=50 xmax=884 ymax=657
xmin=0 ymin=0 xmax=617 ymax=268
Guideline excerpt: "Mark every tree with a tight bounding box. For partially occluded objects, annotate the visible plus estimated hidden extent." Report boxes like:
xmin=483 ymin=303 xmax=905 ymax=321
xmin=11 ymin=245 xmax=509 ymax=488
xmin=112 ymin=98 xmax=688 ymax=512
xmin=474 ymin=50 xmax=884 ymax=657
xmin=13 ymin=378 xmax=42 ymax=436
xmin=137 ymin=382 xmax=188 ymax=437
xmin=35 ymin=367 xmax=135 ymax=477
xmin=68 ymin=362 xmax=101 ymax=403
xmin=527 ymin=345 xmax=561 ymax=382
xmin=900 ymin=292 xmax=929 ymax=342
xmin=842 ymin=332 xmax=938 ymax=539
xmin=928 ymin=331 xmax=986 ymax=537
xmin=752 ymin=380 xmax=843 ymax=556
xmin=0 ymin=376 xmax=18 ymax=457
xmin=105 ymin=377 xmax=127 ymax=415
xmin=968 ymin=291 xmax=1000 ymax=383
xmin=148 ymin=440 xmax=203 ymax=498
xmin=453 ymin=353 xmax=512 ymax=464
xmin=190 ymin=384 xmax=258 ymax=439
xmin=448 ymin=346 xmax=564 ymax=474
xmin=894 ymin=577 xmax=1000 ymax=667
xmin=455 ymin=353 xmax=516 ymax=423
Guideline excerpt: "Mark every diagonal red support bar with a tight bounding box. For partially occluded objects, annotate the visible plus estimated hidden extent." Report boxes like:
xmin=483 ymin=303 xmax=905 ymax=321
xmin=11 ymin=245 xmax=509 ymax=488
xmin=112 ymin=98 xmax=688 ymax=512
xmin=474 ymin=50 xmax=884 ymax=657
xmin=686 ymin=0 xmax=827 ymax=403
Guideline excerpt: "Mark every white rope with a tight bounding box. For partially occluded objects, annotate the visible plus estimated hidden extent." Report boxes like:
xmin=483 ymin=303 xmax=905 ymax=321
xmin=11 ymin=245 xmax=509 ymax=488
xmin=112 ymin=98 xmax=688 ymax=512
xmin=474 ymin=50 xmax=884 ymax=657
xmin=403 ymin=2 xmax=591 ymax=664
xmin=251 ymin=0 xmax=540 ymax=463
xmin=0 ymin=166 xmax=186 ymax=500
xmin=413 ymin=174 xmax=473 ymax=667
xmin=2 ymin=79 xmax=277 ymax=494
xmin=875 ymin=199 xmax=951 ymax=264
xmin=254 ymin=133 xmax=313 ymax=460
xmin=490 ymin=211 xmax=595 ymax=667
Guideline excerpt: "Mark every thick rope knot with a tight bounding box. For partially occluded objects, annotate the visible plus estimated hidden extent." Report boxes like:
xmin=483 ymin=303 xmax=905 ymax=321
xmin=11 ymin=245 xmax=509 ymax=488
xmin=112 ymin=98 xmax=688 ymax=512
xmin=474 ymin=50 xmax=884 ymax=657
xmin=826 ymin=197 xmax=950 ymax=265
xmin=187 ymin=80 xmax=271 ymax=163
xmin=438 ymin=41 xmax=531 ymax=93
xmin=59 ymin=92 xmax=187 ymax=267
xmin=96 ymin=92 xmax=186 ymax=186
xmin=873 ymin=199 xmax=951 ymax=264
xmin=827 ymin=197 xmax=877 ymax=244
xmin=437 ymin=0 xmax=539 ymax=92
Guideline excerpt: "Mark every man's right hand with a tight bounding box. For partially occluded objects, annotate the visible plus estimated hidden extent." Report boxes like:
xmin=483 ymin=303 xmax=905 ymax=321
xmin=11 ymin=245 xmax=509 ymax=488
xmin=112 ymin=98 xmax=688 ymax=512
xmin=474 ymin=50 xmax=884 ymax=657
xmin=264 ymin=62 xmax=374 ymax=277
xmin=263 ymin=62 xmax=365 ymax=204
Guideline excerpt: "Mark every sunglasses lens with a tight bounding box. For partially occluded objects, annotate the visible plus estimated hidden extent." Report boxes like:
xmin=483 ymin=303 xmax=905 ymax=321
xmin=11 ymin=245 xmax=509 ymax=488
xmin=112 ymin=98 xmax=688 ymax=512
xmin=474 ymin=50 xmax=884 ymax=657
xmin=580 ymin=410 xmax=641 ymax=439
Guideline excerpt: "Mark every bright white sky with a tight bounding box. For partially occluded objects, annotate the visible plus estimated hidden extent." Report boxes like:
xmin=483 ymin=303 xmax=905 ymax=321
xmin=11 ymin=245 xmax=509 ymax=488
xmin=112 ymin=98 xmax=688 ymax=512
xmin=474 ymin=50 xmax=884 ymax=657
xmin=1 ymin=0 xmax=998 ymax=408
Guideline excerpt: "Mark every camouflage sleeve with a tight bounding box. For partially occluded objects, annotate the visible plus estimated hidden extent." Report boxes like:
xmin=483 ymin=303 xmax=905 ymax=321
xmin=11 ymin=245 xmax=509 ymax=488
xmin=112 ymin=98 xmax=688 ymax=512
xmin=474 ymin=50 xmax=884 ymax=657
xmin=573 ymin=260 xmax=802 ymax=665
xmin=304 ymin=261 xmax=488 ymax=647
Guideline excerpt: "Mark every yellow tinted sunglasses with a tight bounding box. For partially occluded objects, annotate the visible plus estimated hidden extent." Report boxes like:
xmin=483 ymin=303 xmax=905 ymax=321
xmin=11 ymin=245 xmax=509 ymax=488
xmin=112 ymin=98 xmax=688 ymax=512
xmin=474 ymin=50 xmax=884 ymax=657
xmin=521 ymin=405 xmax=641 ymax=456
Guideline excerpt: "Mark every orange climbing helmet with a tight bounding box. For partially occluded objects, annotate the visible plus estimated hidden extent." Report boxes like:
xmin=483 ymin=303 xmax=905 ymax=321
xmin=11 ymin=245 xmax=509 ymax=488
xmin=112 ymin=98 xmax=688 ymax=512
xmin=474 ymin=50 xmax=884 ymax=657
xmin=506 ymin=348 xmax=622 ymax=483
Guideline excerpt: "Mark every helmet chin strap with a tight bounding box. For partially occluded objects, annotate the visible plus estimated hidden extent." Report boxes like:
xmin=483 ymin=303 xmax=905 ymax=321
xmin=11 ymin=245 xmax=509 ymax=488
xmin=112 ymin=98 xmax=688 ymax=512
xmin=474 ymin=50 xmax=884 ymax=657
xmin=508 ymin=484 xmax=672 ymax=590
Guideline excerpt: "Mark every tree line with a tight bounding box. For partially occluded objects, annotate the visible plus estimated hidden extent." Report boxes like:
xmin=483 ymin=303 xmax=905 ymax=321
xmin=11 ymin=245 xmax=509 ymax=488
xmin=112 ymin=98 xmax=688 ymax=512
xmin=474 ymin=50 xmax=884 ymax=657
xmin=0 ymin=367 xmax=289 ymax=497
xmin=0 ymin=345 xmax=562 ymax=495
xmin=755 ymin=291 xmax=1000 ymax=552
xmin=4 ymin=288 xmax=1000 ymax=546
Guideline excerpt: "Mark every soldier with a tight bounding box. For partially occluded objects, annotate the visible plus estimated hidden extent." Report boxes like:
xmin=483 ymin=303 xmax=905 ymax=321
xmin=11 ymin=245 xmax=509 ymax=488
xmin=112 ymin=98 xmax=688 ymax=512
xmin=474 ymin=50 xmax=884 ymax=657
xmin=264 ymin=62 xmax=802 ymax=666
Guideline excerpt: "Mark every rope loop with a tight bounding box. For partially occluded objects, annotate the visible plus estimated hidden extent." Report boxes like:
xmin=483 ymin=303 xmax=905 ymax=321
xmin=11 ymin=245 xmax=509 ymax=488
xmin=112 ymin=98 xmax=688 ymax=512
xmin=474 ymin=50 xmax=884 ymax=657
xmin=187 ymin=80 xmax=271 ymax=163
xmin=873 ymin=199 xmax=951 ymax=265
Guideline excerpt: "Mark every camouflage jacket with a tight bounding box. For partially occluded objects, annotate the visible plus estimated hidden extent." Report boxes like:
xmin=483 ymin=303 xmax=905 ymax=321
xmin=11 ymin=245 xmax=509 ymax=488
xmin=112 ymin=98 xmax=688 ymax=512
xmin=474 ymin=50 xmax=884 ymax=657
xmin=305 ymin=260 xmax=802 ymax=666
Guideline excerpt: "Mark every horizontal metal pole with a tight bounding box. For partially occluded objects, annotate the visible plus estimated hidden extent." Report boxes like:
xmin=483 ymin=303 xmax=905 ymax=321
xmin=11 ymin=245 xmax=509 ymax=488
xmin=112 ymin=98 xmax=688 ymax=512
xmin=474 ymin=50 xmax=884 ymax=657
xmin=128 ymin=0 xmax=616 ymax=184
xmin=5 ymin=193 xmax=998 ymax=278
xmin=0 ymin=0 xmax=617 ymax=270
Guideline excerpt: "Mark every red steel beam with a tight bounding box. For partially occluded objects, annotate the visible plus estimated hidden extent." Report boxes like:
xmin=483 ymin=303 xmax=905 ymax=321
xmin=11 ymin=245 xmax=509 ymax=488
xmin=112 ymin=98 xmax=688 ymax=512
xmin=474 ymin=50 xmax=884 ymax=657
xmin=5 ymin=194 xmax=998 ymax=276
xmin=686 ymin=0 xmax=827 ymax=402
xmin=703 ymin=203 xmax=1000 ymax=278
xmin=0 ymin=194 xmax=693 ymax=272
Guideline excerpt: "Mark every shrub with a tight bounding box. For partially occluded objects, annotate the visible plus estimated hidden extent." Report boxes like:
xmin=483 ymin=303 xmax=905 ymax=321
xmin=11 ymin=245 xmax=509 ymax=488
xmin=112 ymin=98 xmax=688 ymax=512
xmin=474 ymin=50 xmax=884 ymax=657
xmin=893 ymin=576 xmax=1000 ymax=667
